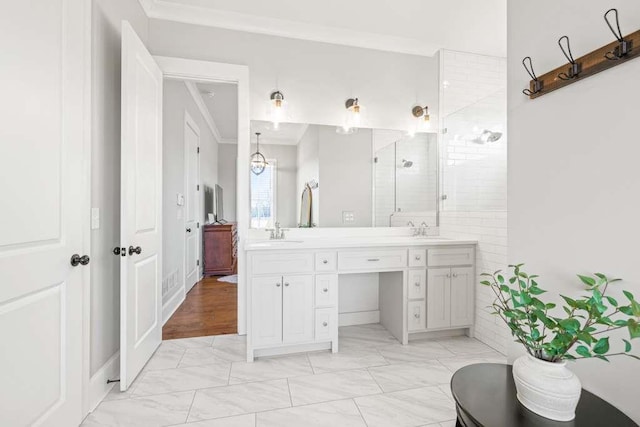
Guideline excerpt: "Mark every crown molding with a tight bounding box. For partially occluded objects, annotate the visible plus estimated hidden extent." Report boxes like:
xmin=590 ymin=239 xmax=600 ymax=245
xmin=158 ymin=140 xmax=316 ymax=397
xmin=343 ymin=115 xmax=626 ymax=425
xmin=138 ymin=0 xmax=437 ymax=57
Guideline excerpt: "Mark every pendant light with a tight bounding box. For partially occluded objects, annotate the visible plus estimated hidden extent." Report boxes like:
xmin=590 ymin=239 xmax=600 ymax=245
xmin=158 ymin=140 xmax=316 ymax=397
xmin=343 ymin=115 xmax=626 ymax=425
xmin=250 ymin=132 xmax=268 ymax=175
xmin=269 ymin=91 xmax=288 ymax=129
xmin=338 ymin=97 xmax=363 ymax=134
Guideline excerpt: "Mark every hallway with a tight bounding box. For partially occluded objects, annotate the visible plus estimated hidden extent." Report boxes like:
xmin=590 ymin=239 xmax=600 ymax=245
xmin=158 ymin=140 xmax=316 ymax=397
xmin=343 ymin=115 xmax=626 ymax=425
xmin=163 ymin=277 xmax=238 ymax=340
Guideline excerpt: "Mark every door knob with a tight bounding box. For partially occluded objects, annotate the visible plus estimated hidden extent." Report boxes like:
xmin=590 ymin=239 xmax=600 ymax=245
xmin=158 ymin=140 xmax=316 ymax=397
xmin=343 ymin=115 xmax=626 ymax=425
xmin=70 ymin=254 xmax=90 ymax=267
xmin=284 ymin=282 xmax=290 ymax=287
xmin=186 ymin=228 xmax=192 ymax=232
xmin=128 ymin=246 xmax=142 ymax=255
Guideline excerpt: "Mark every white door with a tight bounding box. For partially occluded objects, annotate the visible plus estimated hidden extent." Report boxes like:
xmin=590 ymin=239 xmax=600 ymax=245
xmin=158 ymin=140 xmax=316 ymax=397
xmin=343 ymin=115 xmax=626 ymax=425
xmin=120 ymin=21 xmax=163 ymax=391
xmin=184 ymin=113 xmax=200 ymax=292
xmin=450 ymin=267 xmax=474 ymax=327
xmin=0 ymin=1 xmax=88 ymax=425
xmin=251 ymin=276 xmax=283 ymax=346
xmin=282 ymin=275 xmax=314 ymax=343
xmin=427 ymin=268 xmax=451 ymax=329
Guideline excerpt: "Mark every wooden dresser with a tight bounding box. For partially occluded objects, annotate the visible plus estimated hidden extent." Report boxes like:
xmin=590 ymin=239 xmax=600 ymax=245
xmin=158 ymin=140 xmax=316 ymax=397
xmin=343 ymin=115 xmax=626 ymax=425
xmin=203 ymin=223 xmax=237 ymax=276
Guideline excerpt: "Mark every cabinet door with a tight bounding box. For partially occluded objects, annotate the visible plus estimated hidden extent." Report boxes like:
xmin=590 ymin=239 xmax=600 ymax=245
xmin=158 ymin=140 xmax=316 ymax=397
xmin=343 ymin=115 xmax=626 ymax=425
xmin=427 ymin=268 xmax=451 ymax=329
xmin=252 ymin=276 xmax=283 ymax=346
xmin=450 ymin=266 xmax=474 ymax=327
xmin=282 ymin=275 xmax=314 ymax=344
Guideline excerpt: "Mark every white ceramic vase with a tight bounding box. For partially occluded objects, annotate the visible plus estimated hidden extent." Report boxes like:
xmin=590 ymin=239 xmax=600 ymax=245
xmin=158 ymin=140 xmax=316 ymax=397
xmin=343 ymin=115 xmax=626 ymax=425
xmin=512 ymin=354 xmax=582 ymax=421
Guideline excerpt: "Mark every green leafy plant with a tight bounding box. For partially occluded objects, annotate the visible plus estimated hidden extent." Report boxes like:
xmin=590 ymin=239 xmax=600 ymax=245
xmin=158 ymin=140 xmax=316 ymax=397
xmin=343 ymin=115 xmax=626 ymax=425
xmin=481 ymin=264 xmax=640 ymax=362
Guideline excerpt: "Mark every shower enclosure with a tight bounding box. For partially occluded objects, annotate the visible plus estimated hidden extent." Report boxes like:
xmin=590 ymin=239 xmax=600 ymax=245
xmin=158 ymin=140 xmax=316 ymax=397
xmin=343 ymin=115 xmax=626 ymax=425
xmin=373 ymin=133 xmax=438 ymax=227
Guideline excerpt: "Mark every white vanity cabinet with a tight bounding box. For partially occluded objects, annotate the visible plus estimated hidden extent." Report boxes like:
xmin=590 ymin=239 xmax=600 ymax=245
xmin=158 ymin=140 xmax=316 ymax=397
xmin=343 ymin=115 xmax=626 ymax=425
xmin=246 ymin=239 xmax=476 ymax=361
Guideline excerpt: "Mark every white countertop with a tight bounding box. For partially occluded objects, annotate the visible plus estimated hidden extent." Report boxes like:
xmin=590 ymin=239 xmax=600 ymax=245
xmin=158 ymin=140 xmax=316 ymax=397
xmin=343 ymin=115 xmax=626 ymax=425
xmin=244 ymin=235 xmax=477 ymax=251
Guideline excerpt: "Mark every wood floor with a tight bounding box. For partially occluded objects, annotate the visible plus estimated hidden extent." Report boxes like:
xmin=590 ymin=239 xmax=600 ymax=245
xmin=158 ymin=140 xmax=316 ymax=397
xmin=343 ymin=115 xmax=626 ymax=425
xmin=162 ymin=276 xmax=237 ymax=340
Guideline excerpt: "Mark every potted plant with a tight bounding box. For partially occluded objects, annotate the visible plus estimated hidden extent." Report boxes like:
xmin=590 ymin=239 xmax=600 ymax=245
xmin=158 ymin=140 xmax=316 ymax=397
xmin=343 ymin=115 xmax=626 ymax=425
xmin=481 ymin=264 xmax=640 ymax=421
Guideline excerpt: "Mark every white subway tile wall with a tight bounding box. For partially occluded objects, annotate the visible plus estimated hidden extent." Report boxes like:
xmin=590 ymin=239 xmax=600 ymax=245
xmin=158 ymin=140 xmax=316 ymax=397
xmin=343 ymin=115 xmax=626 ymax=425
xmin=439 ymin=50 xmax=508 ymax=354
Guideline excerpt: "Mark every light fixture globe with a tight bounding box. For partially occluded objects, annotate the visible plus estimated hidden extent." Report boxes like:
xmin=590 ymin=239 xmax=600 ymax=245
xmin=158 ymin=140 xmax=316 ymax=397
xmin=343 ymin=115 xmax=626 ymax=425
xmin=250 ymin=132 xmax=268 ymax=175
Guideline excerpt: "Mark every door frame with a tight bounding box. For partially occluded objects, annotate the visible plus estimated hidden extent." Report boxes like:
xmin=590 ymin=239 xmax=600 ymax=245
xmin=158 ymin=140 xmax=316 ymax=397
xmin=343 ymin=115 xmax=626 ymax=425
xmin=155 ymin=56 xmax=250 ymax=335
xmin=183 ymin=110 xmax=201 ymax=294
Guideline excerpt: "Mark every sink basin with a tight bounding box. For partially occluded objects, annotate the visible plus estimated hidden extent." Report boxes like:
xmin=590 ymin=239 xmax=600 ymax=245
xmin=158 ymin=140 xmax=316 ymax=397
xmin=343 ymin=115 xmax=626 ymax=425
xmin=248 ymin=240 xmax=304 ymax=246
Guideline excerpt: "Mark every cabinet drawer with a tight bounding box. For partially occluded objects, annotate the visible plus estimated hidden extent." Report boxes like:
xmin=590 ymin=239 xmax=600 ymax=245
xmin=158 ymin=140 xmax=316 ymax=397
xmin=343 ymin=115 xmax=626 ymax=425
xmin=316 ymin=252 xmax=337 ymax=271
xmin=408 ymin=249 xmax=426 ymax=267
xmin=252 ymin=252 xmax=314 ymax=275
xmin=315 ymin=274 xmax=338 ymax=307
xmin=315 ymin=307 xmax=337 ymax=341
xmin=338 ymin=250 xmax=407 ymax=271
xmin=407 ymin=269 xmax=427 ymax=300
xmin=408 ymin=300 xmax=426 ymax=331
xmin=427 ymin=247 xmax=474 ymax=267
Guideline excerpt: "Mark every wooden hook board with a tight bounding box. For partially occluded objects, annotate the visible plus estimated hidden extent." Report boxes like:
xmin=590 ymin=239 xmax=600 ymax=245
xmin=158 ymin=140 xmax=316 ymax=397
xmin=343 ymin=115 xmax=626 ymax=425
xmin=528 ymin=28 xmax=640 ymax=99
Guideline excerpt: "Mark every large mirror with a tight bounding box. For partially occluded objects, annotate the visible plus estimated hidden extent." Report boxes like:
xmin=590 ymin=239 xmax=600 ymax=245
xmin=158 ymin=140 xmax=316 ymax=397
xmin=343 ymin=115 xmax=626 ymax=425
xmin=249 ymin=120 xmax=438 ymax=229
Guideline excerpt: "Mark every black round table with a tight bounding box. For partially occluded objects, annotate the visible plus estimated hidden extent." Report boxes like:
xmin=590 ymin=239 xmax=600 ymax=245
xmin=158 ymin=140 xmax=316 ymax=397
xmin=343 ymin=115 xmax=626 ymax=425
xmin=450 ymin=363 xmax=637 ymax=427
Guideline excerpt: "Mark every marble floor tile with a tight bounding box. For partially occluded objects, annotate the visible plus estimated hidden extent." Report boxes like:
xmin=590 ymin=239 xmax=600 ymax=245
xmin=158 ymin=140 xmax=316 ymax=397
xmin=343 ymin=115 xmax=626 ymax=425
xmin=434 ymin=337 xmax=495 ymax=355
xmin=211 ymin=344 xmax=247 ymax=363
xmin=81 ymin=391 xmax=194 ymax=426
xmin=257 ymin=399 xmax=367 ymax=427
xmin=307 ymin=348 xmax=388 ymax=374
xmin=368 ymin=361 xmax=453 ymax=392
xmin=133 ymin=363 xmax=230 ymax=396
xmin=355 ymin=386 xmax=456 ymax=427
xmin=165 ymin=335 xmax=215 ymax=349
xmin=102 ymin=382 xmax=139 ymax=401
xmin=229 ymin=354 xmax=312 ymax=384
xmin=376 ymin=341 xmax=454 ymax=364
xmin=177 ymin=347 xmax=232 ymax=368
xmin=288 ymin=369 xmax=382 ymax=405
xmin=421 ymin=421 xmax=457 ymax=427
xmin=187 ymin=379 xmax=291 ymax=422
xmin=144 ymin=342 xmax=187 ymax=371
xmin=339 ymin=324 xmax=400 ymax=348
xmin=437 ymin=351 xmax=507 ymax=372
xmin=169 ymin=413 xmax=256 ymax=427
xmin=213 ymin=334 xmax=246 ymax=346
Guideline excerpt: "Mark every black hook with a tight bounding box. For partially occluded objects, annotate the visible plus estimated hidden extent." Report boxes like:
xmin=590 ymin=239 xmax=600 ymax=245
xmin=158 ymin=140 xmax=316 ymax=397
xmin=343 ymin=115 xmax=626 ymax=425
xmin=557 ymin=36 xmax=582 ymax=80
xmin=604 ymin=8 xmax=632 ymax=60
xmin=522 ymin=57 xmax=543 ymax=96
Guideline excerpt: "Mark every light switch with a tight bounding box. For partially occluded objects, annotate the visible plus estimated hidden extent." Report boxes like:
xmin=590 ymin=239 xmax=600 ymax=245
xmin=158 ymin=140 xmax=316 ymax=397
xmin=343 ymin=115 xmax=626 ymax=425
xmin=91 ymin=208 xmax=100 ymax=230
xmin=342 ymin=211 xmax=355 ymax=223
xmin=176 ymin=193 xmax=185 ymax=206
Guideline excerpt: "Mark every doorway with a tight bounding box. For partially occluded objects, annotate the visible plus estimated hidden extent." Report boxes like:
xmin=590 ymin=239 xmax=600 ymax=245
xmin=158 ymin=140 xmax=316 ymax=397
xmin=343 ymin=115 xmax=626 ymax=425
xmin=160 ymin=78 xmax=240 ymax=341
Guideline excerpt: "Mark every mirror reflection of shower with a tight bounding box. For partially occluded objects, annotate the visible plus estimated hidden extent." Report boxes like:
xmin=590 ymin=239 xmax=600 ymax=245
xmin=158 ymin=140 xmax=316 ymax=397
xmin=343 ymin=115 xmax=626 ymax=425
xmin=471 ymin=129 xmax=502 ymax=144
xmin=400 ymin=159 xmax=413 ymax=168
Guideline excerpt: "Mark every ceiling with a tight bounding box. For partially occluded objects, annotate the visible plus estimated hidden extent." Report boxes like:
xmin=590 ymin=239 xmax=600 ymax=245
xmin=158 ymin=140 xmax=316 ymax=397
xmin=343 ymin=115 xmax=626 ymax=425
xmin=139 ymin=0 xmax=507 ymax=57
xmin=250 ymin=121 xmax=309 ymax=146
xmin=195 ymin=82 xmax=238 ymax=141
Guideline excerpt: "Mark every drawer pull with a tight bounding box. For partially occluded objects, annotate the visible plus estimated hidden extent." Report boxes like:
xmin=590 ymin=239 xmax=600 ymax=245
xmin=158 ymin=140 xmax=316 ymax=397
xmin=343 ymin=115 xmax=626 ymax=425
xmin=415 ymin=255 xmax=421 ymax=260
xmin=414 ymin=282 xmax=420 ymax=287
xmin=284 ymin=282 xmax=290 ymax=287
xmin=453 ymin=273 xmax=458 ymax=278
xmin=414 ymin=313 xmax=420 ymax=318
xmin=323 ymin=288 xmax=329 ymax=293
xmin=367 ymin=258 xmax=380 ymax=262
xmin=322 ymin=259 xmax=329 ymax=264
xmin=322 ymin=321 xmax=328 ymax=327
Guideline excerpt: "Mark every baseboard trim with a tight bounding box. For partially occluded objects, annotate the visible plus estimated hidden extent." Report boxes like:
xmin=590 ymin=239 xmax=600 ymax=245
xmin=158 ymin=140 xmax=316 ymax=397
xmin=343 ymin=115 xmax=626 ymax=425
xmin=339 ymin=310 xmax=380 ymax=326
xmin=88 ymin=351 xmax=120 ymax=412
xmin=162 ymin=287 xmax=185 ymax=325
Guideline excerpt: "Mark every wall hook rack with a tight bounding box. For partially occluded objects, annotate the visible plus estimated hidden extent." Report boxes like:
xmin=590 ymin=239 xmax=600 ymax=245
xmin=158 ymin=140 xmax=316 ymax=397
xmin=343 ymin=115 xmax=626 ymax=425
xmin=521 ymin=57 xmax=543 ymax=96
xmin=604 ymin=8 xmax=632 ymax=60
xmin=525 ymin=8 xmax=640 ymax=99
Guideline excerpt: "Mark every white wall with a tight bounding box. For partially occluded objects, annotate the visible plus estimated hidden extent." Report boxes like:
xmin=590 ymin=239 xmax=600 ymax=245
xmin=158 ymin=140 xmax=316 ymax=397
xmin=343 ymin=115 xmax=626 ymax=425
xmin=90 ymin=0 xmax=148 ymax=376
xmin=162 ymin=80 xmax=219 ymax=305
xmin=318 ymin=126 xmax=373 ymax=227
xmin=217 ymin=143 xmax=237 ymax=222
xmin=508 ymin=1 xmax=640 ymax=422
xmin=439 ymin=50 xmax=509 ymax=354
xmin=296 ymin=126 xmax=320 ymax=226
xmin=250 ymin=143 xmax=298 ymax=228
xmin=147 ymin=20 xmax=439 ymax=132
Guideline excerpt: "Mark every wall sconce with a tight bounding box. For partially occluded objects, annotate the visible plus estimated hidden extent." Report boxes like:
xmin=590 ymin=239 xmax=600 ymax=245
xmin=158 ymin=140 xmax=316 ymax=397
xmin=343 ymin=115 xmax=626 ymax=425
xmin=269 ymin=90 xmax=287 ymax=129
xmin=407 ymin=105 xmax=431 ymax=136
xmin=250 ymin=132 xmax=268 ymax=175
xmin=338 ymin=97 xmax=363 ymax=134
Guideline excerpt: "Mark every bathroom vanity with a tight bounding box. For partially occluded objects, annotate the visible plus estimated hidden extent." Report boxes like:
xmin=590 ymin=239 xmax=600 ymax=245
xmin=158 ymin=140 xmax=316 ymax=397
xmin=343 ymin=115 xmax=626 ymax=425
xmin=245 ymin=235 xmax=477 ymax=361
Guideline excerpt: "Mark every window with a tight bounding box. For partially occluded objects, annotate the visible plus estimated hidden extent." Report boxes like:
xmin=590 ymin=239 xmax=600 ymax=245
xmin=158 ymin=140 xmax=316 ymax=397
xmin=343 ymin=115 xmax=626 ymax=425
xmin=250 ymin=160 xmax=276 ymax=228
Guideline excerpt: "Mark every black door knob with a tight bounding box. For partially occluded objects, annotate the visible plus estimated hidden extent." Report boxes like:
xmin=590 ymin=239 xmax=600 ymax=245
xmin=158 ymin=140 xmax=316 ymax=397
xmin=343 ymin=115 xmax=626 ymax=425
xmin=186 ymin=228 xmax=192 ymax=233
xmin=70 ymin=254 xmax=90 ymax=266
xmin=128 ymin=246 xmax=142 ymax=255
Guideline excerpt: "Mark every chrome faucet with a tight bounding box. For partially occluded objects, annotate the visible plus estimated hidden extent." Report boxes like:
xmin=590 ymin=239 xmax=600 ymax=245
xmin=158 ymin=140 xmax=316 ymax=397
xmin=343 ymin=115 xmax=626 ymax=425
xmin=407 ymin=221 xmax=419 ymax=236
xmin=267 ymin=222 xmax=288 ymax=240
xmin=420 ymin=222 xmax=429 ymax=236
